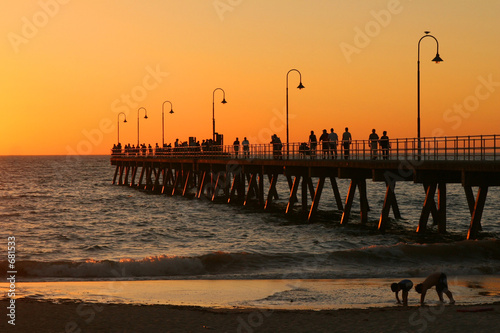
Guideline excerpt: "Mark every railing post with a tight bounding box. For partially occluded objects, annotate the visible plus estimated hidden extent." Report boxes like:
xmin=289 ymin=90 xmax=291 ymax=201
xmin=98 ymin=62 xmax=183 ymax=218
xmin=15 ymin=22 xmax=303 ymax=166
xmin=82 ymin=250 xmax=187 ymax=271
xmin=395 ymin=138 xmax=399 ymax=160
xmin=404 ymin=138 xmax=407 ymax=160
xmin=495 ymin=134 xmax=497 ymax=161
xmin=468 ymin=136 xmax=471 ymax=161
xmin=481 ymin=135 xmax=484 ymax=160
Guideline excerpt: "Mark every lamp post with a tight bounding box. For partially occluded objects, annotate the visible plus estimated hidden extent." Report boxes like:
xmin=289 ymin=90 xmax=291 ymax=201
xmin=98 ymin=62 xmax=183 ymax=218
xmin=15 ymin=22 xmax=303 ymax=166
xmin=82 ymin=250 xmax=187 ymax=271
xmin=117 ymin=112 xmax=127 ymax=144
xmin=417 ymin=31 xmax=443 ymax=159
xmin=212 ymin=88 xmax=227 ymax=142
xmin=162 ymin=101 xmax=174 ymax=147
xmin=137 ymin=107 xmax=148 ymax=147
xmin=286 ymin=69 xmax=305 ymax=158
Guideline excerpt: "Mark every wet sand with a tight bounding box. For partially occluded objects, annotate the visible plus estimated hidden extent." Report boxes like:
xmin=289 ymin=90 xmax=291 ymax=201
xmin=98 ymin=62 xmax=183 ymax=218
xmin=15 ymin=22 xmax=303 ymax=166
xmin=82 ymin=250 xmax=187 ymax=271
xmin=1 ymin=298 xmax=498 ymax=333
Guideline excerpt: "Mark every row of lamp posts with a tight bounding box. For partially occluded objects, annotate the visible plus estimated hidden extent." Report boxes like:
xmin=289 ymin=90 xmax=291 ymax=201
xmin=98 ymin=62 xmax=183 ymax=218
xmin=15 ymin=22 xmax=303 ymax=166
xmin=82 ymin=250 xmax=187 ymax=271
xmin=115 ymin=73 xmax=303 ymax=155
xmin=116 ymin=31 xmax=442 ymax=158
xmin=116 ymin=101 xmax=174 ymax=148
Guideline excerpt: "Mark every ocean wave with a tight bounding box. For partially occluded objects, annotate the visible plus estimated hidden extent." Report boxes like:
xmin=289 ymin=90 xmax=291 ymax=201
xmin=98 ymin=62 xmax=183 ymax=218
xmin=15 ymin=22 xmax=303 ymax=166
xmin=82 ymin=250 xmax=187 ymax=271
xmin=1 ymin=240 xmax=498 ymax=280
xmin=0 ymin=252 xmax=264 ymax=280
xmin=329 ymin=239 xmax=500 ymax=263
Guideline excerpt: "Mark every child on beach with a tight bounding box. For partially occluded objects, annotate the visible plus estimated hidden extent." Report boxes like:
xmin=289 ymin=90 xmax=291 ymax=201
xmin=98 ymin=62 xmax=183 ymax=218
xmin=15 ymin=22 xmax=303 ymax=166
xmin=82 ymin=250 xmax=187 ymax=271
xmin=415 ymin=272 xmax=456 ymax=305
xmin=391 ymin=279 xmax=413 ymax=306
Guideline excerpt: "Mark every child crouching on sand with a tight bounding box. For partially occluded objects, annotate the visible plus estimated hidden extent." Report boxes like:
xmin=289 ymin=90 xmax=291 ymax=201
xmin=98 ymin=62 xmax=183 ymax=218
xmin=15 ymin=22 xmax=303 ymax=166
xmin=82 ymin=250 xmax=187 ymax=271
xmin=391 ymin=279 xmax=413 ymax=306
xmin=415 ymin=272 xmax=456 ymax=305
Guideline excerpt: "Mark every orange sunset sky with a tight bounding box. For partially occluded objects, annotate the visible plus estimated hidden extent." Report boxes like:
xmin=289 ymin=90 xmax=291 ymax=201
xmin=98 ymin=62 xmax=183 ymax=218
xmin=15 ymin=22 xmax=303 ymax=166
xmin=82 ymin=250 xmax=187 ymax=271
xmin=1 ymin=0 xmax=499 ymax=155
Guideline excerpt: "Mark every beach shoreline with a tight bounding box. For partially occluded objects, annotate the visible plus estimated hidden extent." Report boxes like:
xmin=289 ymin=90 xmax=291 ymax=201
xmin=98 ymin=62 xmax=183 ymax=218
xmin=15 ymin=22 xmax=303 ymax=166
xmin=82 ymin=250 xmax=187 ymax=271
xmin=1 ymin=298 xmax=498 ymax=333
xmin=2 ymin=276 xmax=500 ymax=332
xmin=3 ymin=276 xmax=500 ymax=310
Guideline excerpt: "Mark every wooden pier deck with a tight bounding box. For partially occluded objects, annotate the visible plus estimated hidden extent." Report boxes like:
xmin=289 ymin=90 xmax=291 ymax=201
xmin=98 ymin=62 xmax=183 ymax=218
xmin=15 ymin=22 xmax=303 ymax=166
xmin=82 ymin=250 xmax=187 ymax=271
xmin=111 ymin=135 xmax=500 ymax=239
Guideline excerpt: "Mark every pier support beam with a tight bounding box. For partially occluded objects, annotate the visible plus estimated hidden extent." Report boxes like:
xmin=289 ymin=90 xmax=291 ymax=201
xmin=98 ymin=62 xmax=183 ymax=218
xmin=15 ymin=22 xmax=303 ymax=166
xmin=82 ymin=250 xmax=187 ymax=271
xmin=417 ymin=182 xmax=437 ymax=233
xmin=340 ymin=178 xmax=369 ymax=225
xmin=358 ymin=179 xmax=368 ymax=224
xmin=464 ymin=186 xmax=482 ymax=231
xmin=417 ymin=182 xmax=447 ymax=233
xmin=437 ymin=182 xmax=447 ymax=233
xmin=228 ymin=171 xmax=245 ymax=204
xmin=130 ymin=166 xmax=138 ymax=187
xmin=264 ymin=174 xmax=279 ymax=209
xmin=197 ymin=171 xmax=207 ymax=198
xmin=308 ymin=176 xmax=325 ymax=222
xmin=286 ymin=176 xmax=301 ymax=214
xmin=286 ymin=175 xmax=298 ymax=204
xmin=123 ymin=165 xmax=130 ymax=186
xmin=341 ymin=179 xmax=357 ymax=225
xmin=183 ymin=170 xmax=192 ymax=197
xmin=330 ymin=177 xmax=343 ymax=210
xmin=378 ymin=181 xmax=400 ymax=232
xmin=113 ymin=165 xmax=119 ymax=185
xmin=467 ymin=185 xmax=488 ymax=240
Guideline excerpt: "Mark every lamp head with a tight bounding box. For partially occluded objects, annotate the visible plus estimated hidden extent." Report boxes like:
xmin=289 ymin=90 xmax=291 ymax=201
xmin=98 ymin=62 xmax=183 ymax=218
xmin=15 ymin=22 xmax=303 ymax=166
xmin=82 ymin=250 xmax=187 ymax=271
xmin=144 ymin=115 xmax=148 ymax=119
xmin=169 ymin=109 xmax=174 ymax=114
xmin=432 ymin=53 xmax=443 ymax=63
xmin=221 ymin=98 xmax=227 ymax=104
xmin=297 ymin=82 xmax=305 ymax=89
xmin=124 ymin=119 xmax=127 ymax=123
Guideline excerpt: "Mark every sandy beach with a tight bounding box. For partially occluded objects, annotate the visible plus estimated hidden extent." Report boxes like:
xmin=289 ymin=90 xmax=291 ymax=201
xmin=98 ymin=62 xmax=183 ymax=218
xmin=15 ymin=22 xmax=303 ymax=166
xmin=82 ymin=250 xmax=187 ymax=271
xmin=0 ymin=298 xmax=498 ymax=333
xmin=2 ymin=277 xmax=500 ymax=332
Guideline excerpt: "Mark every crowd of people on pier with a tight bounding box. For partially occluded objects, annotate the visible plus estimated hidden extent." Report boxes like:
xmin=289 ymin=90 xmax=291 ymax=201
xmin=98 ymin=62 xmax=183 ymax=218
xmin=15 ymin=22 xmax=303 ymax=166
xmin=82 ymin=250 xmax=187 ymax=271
xmin=112 ymin=128 xmax=392 ymax=160
xmin=111 ymin=136 xmax=228 ymax=157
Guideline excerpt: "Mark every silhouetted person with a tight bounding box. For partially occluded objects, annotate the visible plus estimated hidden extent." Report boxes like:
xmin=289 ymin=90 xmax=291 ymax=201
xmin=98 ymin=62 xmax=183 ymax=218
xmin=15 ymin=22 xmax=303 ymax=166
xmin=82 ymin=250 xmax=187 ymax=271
xmin=368 ymin=129 xmax=379 ymax=160
xmin=415 ymin=272 xmax=455 ymax=305
xmin=342 ymin=127 xmax=352 ymax=159
xmin=379 ymin=131 xmax=390 ymax=160
xmin=309 ymin=130 xmax=317 ymax=159
xmin=391 ymin=279 xmax=413 ymax=306
xmin=233 ymin=137 xmax=240 ymax=158
xmin=319 ymin=129 xmax=330 ymax=159
xmin=271 ymin=134 xmax=282 ymax=159
xmin=328 ymin=128 xmax=338 ymax=159
xmin=242 ymin=137 xmax=249 ymax=158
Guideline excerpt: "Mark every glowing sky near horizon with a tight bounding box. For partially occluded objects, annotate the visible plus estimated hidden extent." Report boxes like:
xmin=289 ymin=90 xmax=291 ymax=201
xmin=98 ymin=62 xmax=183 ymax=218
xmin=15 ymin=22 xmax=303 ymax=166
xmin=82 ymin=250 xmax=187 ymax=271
xmin=1 ymin=0 xmax=499 ymax=155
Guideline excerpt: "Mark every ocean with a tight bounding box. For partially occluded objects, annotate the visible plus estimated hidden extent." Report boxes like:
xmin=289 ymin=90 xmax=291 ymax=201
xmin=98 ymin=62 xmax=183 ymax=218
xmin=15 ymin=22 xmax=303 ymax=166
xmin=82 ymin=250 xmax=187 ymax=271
xmin=1 ymin=155 xmax=499 ymax=309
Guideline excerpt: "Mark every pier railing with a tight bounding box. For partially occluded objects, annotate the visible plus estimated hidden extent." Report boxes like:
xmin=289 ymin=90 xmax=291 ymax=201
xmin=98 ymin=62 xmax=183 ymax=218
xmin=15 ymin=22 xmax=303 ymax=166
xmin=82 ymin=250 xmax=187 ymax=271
xmin=111 ymin=134 xmax=500 ymax=161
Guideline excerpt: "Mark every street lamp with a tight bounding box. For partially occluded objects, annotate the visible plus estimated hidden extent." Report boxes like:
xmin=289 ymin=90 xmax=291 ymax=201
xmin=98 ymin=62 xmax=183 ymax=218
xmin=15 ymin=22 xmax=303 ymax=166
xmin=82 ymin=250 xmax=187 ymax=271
xmin=162 ymin=100 xmax=174 ymax=147
xmin=117 ymin=112 xmax=127 ymax=144
xmin=212 ymin=88 xmax=227 ymax=142
xmin=137 ymin=107 xmax=148 ymax=146
xmin=286 ymin=69 xmax=305 ymax=158
xmin=417 ymin=31 xmax=443 ymax=159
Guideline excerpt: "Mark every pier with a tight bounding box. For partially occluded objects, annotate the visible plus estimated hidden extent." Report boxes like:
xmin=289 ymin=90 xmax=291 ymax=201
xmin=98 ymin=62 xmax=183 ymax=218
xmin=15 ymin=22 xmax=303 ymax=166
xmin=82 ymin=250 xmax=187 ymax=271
xmin=111 ymin=134 xmax=500 ymax=239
